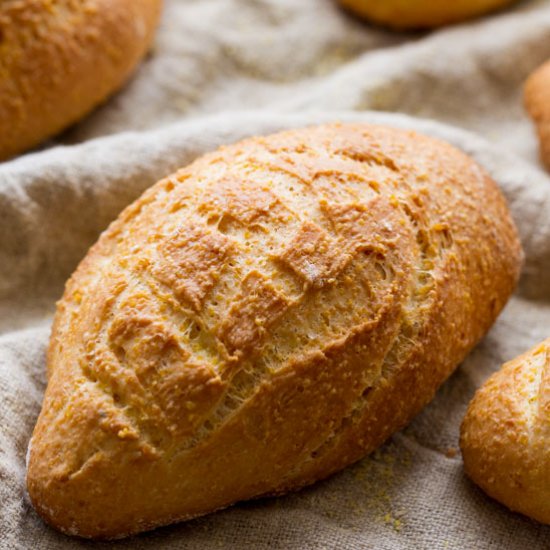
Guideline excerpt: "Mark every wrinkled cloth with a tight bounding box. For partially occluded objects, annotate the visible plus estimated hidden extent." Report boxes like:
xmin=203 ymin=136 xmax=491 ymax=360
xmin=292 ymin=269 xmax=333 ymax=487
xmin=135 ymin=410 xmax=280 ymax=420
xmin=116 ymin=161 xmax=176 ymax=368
xmin=2 ymin=1 xmax=550 ymax=548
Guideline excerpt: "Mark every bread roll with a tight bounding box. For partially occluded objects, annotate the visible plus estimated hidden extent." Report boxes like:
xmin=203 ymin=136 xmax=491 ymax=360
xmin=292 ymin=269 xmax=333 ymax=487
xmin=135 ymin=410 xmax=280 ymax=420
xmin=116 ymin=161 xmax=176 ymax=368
xmin=525 ymin=59 xmax=550 ymax=172
xmin=27 ymin=124 xmax=522 ymax=539
xmin=0 ymin=0 xmax=162 ymax=161
xmin=338 ymin=0 xmax=518 ymax=29
xmin=460 ymin=339 xmax=550 ymax=524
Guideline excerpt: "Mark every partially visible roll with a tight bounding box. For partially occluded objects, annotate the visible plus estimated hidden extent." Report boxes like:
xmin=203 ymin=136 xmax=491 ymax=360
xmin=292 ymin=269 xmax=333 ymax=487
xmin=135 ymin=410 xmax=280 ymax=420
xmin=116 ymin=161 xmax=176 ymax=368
xmin=460 ymin=339 xmax=550 ymax=525
xmin=525 ymin=59 xmax=550 ymax=172
xmin=338 ymin=0 xmax=519 ymax=29
xmin=0 ymin=0 xmax=162 ymax=161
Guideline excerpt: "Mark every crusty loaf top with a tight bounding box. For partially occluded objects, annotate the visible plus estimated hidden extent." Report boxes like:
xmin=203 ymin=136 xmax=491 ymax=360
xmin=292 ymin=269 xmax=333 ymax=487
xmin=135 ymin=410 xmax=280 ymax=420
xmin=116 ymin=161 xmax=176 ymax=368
xmin=28 ymin=123 xmax=522 ymax=538
xmin=46 ymin=124 xmax=487 ymax=446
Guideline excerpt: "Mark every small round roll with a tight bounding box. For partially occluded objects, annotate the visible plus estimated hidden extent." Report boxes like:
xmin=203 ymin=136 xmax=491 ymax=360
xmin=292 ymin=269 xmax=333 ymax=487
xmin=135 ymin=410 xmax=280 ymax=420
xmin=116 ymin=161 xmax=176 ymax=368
xmin=338 ymin=0 xmax=519 ymax=29
xmin=460 ymin=339 xmax=550 ymax=525
xmin=525 ymin=59 xmax=550 ymax=172
xmin=0 ymin=0 xmax=162 ymax=161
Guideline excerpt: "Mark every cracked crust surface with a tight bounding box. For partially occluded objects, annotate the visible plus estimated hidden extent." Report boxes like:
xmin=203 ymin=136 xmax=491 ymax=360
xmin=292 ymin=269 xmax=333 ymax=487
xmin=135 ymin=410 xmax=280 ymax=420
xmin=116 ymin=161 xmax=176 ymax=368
xmin=338 ymin=0 xmax=518 ymax=29
xmin=27 ymin=123 xmax=522 ymax=539
xmin=0 ymin=0 xmax=162 ymax=160
xmin=525 ymin=59 xmax=550 ymax=172
xmin=461 ymin=339 xmax=550 ymax=525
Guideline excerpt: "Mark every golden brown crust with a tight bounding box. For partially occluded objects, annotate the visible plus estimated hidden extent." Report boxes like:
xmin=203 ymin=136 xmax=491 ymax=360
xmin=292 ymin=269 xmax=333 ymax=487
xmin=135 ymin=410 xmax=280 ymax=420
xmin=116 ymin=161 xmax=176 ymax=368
xmin=27 ymin=123 xmax=522 ymax=539
xmin=338 ymin=0 xmax=519 ymax=29
xmin=0 ymin=0 xmax=162 ymax=161
xmin=460 ymin=339 xmax=550 ymax=525
xmin=525 ymin=59 xmax=550 ymax=172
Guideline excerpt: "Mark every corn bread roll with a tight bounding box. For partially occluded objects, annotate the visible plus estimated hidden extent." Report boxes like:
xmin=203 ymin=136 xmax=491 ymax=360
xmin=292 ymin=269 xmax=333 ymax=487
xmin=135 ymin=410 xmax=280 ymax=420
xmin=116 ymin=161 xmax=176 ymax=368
xmin=0 ymin=0 xmax=162 ymax=161
xmin=461 ymin=339 xmax=550 ymax=524
xmin=338 ymin=0 xmax=519 ymax=29
xmin=525 ymin=59 xmax=550 ymax=172
xmin=27 ymin=123 xmax=522 ymax=539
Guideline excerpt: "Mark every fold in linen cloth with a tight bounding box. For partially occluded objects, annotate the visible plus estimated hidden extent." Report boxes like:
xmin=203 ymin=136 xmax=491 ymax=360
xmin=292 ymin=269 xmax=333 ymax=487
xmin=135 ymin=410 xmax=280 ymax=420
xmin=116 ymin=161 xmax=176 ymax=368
xmin=2 ymin=1 xmax=550 ymax=548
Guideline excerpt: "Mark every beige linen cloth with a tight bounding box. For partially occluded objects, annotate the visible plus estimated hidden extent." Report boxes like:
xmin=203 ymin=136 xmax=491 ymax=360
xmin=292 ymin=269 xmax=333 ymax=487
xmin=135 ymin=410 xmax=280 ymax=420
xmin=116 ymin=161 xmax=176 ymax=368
xmin=2 ymin=0 xmax=550 ymax=548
